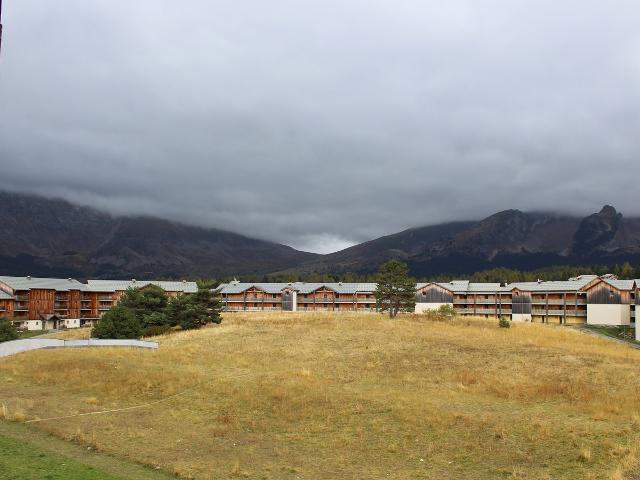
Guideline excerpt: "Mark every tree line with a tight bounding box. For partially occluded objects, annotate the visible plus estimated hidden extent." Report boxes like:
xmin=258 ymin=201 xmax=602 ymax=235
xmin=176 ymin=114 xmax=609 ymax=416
xmin=215 ymin=261 xmax=639 ymax=286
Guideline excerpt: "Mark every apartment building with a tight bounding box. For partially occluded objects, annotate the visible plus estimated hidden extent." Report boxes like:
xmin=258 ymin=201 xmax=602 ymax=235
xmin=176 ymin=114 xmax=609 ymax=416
xmin=218 ymin=275 xmax=639 ymax=329
xmin=219 ymin=282 xmax=378 ymax=312
xmin=0 ymin=276 xmax=85 ymax=330
xmin=418 ymin=275 xmax=638 ymax=326
xmin=0 ymin=276 xmax=198 ymax=331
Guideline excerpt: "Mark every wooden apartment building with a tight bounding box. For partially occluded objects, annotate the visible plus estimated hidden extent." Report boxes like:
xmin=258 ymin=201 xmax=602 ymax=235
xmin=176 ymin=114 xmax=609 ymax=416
xmin=219 ymin=282 xmax=378 ymax=312
xmin=0 ymin=276 xmax=198 ymax=331
xmin=218 ymin=275 xmax=639 ymax=328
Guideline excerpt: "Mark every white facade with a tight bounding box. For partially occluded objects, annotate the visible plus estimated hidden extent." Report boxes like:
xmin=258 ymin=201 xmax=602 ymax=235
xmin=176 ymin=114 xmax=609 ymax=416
xmin=63 ymin=318 xmax=81 ymax=329
xmin=415 ymin=302 xmax=453 ymax=314
xmin=512 ymin=314 xmax=532 ymax=322
xmin=586 ymin=304 xmax=631 ymax=326
xmin=12 ymin=320 xmax=43 ymax=331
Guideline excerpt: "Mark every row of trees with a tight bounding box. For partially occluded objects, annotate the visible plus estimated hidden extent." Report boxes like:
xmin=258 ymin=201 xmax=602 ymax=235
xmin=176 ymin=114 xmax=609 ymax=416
xmin=92 ymin=285 xmax=222 ymax=339
xmin=224 ymin=262 xmax=639 ymax=285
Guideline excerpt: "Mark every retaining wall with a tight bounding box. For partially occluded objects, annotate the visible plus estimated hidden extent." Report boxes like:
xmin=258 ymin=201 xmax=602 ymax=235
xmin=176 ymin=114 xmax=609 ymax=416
xmin=0 ymin=339 xmax=158 ymax=358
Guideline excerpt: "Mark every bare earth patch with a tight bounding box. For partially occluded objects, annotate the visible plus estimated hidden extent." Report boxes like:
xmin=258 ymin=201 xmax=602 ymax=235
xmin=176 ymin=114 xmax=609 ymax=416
xmin=2 ymin=313 xmax=640 ymax=479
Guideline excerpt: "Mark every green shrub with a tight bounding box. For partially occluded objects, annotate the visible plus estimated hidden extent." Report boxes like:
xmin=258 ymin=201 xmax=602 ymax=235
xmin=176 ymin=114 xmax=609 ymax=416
xmin=498 ymin=317 xmax=511 ymax=329
xmin=91 ymin=306 xmax=142 ymax=339
xmin=142 ymin=324 xmax=172 ymax=337
xmin=437 ymin=304 xmax=457 ymax=318
xmin=0 ymin=317 xmax=19 ymax=343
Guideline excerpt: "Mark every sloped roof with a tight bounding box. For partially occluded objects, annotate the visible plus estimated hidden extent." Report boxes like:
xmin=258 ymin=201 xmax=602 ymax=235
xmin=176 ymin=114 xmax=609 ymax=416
xmin=466 ymin=283 xmax=502 ymax=293
xmin=602 ymin=279 xmax=635 ymax=291
xmin=218 ymin=276 xmax=637 ymax=297
xmin=507 ymin=275 xmax=599 ymax=292
xmin=0 ymin=290 xmax=14 ymax=300
xmin=85 ymin=280 xmax=198 ymax=293
xmin=217 ymin=282 xmax=378 ymax=295
xmin=0 ymin=276 xmax=84 ymax=292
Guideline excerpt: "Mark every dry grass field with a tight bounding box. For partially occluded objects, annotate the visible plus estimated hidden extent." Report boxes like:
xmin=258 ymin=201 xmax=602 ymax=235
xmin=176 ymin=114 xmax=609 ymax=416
xmin=43 ymin=327 xmax=93 ymax=339
xmin=2 ymin=312 xmax=640 ymax=479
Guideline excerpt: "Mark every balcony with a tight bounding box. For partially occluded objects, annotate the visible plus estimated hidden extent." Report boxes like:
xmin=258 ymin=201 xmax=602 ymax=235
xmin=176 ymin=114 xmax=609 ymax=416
xmin=15 ymin=296 xmax=29 ymax=302
xmin=532 ymin=309 xmax=566 ymax=316
xmin=245 ymin=298 xmax=282 ymax=303
xmin=55 ymin=297 xmax=68 ymax=302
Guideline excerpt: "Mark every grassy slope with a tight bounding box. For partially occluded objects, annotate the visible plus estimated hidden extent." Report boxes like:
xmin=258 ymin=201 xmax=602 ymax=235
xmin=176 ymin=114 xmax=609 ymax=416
xmin=584 ymin=325 xmax=639 ymax=346
xmin=42 ymin=328 xmax=93 ymax=340
xmin=1 ymin=313 xmax=640 ymax=479
xmin=0 ymin=421 xmax=172 ymax=480
xmin=17 ymin=330 xmax=51 ymax=339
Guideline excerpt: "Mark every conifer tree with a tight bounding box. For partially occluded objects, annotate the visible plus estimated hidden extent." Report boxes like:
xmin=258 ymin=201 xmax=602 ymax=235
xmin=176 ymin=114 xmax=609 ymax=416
xmin=374 ymin=260 xmax=416 ymax=318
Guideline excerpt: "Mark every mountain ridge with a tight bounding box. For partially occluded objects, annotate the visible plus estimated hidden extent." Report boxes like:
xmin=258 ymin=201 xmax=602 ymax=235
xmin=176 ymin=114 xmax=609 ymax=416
xmin=1 ymin=191 xmax=639 ymax=279
xmin=0 ymin=191 xmax=318 ymax=279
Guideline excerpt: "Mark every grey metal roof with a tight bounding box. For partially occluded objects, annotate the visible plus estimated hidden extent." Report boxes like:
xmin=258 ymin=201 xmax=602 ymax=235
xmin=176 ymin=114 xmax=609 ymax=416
xmin=507 ymin=279 xmax=592 ymax=292
xmin=601 ymin=279 xmax=635 ymax=291
xmin=219 ymin=276 xmax=637 ymax=297
xmin=0 ymin=290 xmax=14 ymax=300
xmin=437 ymin=281 xmax=471 ymax=293
xmin=0 ymin=276 xmax=84 ymax=292
xmin=86 ymin=280 xmax=198 ymax=293
xmin=466 ymin=283 xmax=502 ymax=293
xmin=218 ymin=282 xmax=378 ymax=295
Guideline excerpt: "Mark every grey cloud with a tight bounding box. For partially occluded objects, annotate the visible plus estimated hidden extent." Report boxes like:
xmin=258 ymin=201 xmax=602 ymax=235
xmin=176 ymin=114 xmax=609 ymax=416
xmin=1 ymin=0 xmax=639 ymax=253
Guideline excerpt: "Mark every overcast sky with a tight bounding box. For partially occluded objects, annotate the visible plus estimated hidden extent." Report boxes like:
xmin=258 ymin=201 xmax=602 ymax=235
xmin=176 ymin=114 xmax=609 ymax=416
xmin=0 ymin=1 xmax=639 ymax=253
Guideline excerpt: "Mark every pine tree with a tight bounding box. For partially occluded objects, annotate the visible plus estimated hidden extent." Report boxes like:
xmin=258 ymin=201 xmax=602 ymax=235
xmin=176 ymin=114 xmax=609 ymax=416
xmin=374 ymin=260 xmax=416 ymax=318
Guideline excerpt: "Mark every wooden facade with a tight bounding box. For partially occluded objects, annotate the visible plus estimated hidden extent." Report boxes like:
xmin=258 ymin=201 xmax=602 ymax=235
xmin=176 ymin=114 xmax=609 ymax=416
xmin=0 ymin=277 xmax=197 ymax=330
xmin=220 ymin=283 xmax=378 ymax=312
xmin=220 ymin=277 xmax=636 ymax=325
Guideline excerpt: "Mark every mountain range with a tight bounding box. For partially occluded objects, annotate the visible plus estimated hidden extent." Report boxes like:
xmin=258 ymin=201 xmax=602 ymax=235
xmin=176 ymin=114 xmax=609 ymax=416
xmin=1 ymin=191 xmax=639 ymax=279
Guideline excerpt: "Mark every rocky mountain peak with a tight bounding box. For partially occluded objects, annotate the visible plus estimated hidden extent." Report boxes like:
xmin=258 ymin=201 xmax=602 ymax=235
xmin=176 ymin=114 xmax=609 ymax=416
xmin=572 ymin=205 xmax=623 ymax=256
